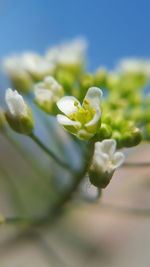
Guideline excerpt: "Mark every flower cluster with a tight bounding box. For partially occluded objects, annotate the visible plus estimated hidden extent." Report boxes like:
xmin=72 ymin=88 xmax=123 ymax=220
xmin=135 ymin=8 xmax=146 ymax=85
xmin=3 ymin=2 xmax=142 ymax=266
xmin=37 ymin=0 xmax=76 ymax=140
xmin=1 ymin=38 xmax=150 ymax=194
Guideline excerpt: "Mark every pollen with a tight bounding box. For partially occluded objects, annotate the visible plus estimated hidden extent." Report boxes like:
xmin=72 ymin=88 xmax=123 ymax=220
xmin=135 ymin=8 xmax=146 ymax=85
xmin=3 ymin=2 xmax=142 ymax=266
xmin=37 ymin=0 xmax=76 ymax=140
xmin=83 ymin=99 xmax=90 ymax=105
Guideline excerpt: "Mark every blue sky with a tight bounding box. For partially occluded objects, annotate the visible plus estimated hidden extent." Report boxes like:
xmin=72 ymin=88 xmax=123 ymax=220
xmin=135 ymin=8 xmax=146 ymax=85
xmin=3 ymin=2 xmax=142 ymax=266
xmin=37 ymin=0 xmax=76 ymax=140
xmin=0 ymin=0 xmax=150 ymax=70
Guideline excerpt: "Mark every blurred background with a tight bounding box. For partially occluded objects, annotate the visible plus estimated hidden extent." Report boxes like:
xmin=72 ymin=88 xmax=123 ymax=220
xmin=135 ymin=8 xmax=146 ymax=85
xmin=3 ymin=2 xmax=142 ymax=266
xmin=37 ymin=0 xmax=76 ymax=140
xmin=0 ymin=0 xmax=150 ymax=70
xmin=0 ymin=0 xmax=150 ymax=266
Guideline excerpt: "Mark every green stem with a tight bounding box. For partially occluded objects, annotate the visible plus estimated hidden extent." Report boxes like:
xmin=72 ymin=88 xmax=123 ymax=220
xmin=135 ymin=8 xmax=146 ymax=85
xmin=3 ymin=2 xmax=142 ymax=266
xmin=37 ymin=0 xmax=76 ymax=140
xmin=4 ymin=130 xmax=48 ymax=179
xmin=1 ymin=139 xmax=95 ymax=227
xmin=101 ymin=203 xmax=150 ymax=217
xmin=29 ymin=132 xmax=71 ymax=171
xmin=33 ymin=138 xmax=95 ymax=226
xmin=123 ymin=162 xmax=150 ymax=167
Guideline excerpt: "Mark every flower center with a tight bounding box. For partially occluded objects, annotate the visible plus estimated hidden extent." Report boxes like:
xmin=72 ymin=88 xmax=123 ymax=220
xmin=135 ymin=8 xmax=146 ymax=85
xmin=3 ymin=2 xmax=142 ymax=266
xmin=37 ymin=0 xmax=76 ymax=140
xmin=69 ymin=99 xmax=96 ymax=126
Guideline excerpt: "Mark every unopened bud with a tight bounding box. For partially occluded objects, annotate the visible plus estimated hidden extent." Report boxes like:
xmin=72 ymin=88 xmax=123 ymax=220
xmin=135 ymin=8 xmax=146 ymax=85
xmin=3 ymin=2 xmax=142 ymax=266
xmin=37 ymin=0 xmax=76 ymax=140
xmin=5 ymin=88 xmax=34 ymax=134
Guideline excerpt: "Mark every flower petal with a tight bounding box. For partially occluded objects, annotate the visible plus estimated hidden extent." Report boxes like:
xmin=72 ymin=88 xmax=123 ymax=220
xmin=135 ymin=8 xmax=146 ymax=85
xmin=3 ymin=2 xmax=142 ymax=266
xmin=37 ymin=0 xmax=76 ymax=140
xmin=112 ymin=152 xmax=125 ymax=169
xmin=34 ymin=88 xmax=53 ymax=103
xmin=5 ymin=88 xmax=27 ymax=117
xmin=84 ymin=87 xmax=103 ymax=109
xmin=57 ymin=114 xmax=81 ymax=135
xmin=93 ymin=151 xmax=109 ymax=173
xmin=57 ymin=96 xmax=81 ymax=116
xmin=99 ymin=139 xmax=116 ymax=156
xmin=57 ymin=114 xmax=81 ymax=127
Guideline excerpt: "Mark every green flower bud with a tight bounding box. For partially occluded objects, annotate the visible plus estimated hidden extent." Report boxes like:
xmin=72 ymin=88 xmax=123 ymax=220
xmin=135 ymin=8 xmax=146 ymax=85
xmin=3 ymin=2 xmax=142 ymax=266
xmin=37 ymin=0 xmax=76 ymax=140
xmin=79 ymin=73 xmax=95 ymax=100
xmin=55 ymin=69 xmax=75 ymax=94
xmin=106 ymin=72 xmax=120 ymax=90
xmin=10 ymin=72 xmax=32 ymax=93
xmin=94 ymin=68 xmax=107 ymax=88
xmin=111 ymin=130 xmax=122 ymax=148
xmin=121 ymin=127 xmax=142 ymax=147
xmin=97 ymin=123 xmax=112 ymax=140
xmin=5 ymin=88 xmax=34 ymax=135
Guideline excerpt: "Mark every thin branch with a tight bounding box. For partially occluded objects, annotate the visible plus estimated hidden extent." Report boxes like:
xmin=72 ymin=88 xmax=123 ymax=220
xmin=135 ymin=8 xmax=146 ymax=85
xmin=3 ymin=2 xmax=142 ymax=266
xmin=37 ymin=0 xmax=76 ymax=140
xmin=0 ymin=139 xmax=95 ymax=227
xmin=101 ymin=203 xmax=150 ymax=217
xmin=29 ymin=132 xmax=72 ymax=171
xmin=123 ymin=162 xmax=150 ymax=167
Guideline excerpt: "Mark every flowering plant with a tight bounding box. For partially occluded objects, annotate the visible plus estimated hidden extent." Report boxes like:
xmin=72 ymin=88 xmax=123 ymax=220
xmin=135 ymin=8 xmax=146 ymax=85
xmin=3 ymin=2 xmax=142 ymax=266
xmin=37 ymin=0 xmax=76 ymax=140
xmin=0 ymin=38 xmax=150 ymax=241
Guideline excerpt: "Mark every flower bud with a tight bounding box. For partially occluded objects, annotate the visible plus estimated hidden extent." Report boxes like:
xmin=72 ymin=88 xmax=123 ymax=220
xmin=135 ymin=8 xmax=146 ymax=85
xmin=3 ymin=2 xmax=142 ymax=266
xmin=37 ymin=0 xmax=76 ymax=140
xmin=111 ymin=131 xmax=122 ymax=148
xmin=89 ymin=139 xmax=124 ymax=188
xmin=97 ymin=123 xmax=112 ymax=140
xmin=79 ymin=73 xmax=95 ymax=100
xmin=3 ymin=56 xmax=33 ymax=93
xmin=55 ymin=69 xmax=75 ymax=94
xmin=121 ymin=127 xmax=142 ymax=147
xmin=5 ymin=88 xmax=34 ymax=134
xmin=94 ymin=68 xmax=107 ymax=88
xmin=106 ymin=72 xmax=120 ymax=90
xmin=34 ymin=76 xmax=64 ymax=115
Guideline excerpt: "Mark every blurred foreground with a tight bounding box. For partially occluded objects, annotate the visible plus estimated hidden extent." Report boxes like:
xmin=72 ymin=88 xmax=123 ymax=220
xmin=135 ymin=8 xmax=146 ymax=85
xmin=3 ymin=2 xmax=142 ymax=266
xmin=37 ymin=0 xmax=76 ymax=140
xmin=0 ymin=137 xmax=150 ymax=267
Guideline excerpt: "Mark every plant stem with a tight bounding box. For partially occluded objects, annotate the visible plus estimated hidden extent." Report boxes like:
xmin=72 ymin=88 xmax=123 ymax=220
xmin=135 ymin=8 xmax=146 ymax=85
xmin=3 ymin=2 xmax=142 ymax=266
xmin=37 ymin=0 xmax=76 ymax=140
xmin=123 ymin=162 xmax=150 ymax=167
xmin=29 ymin=132 xmax=71 ymax=171
xmin=34 ymin=139 xmax=95 ymax=226
xmin=101 ymin=203 xmax=150 ymax=217
xmin=1 ymin=139 xmax=95 ymax=227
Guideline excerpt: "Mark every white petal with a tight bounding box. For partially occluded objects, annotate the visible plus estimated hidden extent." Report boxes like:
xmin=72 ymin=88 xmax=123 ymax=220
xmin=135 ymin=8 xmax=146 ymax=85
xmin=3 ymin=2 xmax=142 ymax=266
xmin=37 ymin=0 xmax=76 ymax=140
xmin=84 ymin=87 xmax=103 ymax=109
xmin=99 ymin=139 xmax=116 ymax=156
xmin=93 ymin=151 xmax=109 ymax=173
xmin=57 ymin=114 xmax=81 ymax=127
xmin=85 ymin=109 xmax=101 ymax=132
xmin=112 ymin=152 xmax=125 ymax=169
xmin=34 ymin=88 xmax=53 ymax=103
xmin=57 ymin=96 xmax=81 ymax=116
xmin=5 ymin=88 xmax=27 ymax=117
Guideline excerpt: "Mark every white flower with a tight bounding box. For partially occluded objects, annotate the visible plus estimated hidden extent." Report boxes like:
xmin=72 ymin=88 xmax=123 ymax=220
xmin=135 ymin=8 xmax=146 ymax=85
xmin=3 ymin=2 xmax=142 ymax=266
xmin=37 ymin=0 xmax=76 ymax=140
xmin=3 ymin=55 xmax=33 ymax=93
xmin=89 ymin=139 xmax=125 ymax=188
xmin=117 ymin=58 xmax=150 ymax=77
xmin=3 ymin=52 xmax=55 ymax=82
xmin=5 ymin=88 xmax=28 ymax=117
xmin=57 ymin=87 xmax=102 ymax=139
xmin=21 ymin=52 xmax=55 ymax=79
xmin=5 ymin=89 xmax=34 ymax=134
xmin=34 ymin=76 xmax=64 ymax=114
xmin=46 ymin=38 xmax=87 ymax=66
xmin=3 ymin=55 xmax=26 ymax=77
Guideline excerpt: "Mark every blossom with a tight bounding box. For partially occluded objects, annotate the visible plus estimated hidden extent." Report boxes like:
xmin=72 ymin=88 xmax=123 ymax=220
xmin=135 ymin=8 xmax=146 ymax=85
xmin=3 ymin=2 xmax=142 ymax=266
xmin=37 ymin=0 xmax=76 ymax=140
xmin=5 ymin=88 xmax=34 ymax=134
xmin=3 ymin=52 xmax=55 ymax=85
xmin=34 ymin=76 xmax=64 ymax=114
xmin=57 ymin=87 xmax=102 ymax=140
xmin=89 ymin=139 xmax=125 ymax=188
xmin=117 ymin=58 xmax=150 ymax=77
xmin=21 ymin=52 xmax=55 ymax=80
xmin=46 ymin=38 xmax=87 ymax=72
xmin=5 ymin=88 xmax=28 ymax=117
xmin=3 ymin=55 xmax=32 ymax=93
